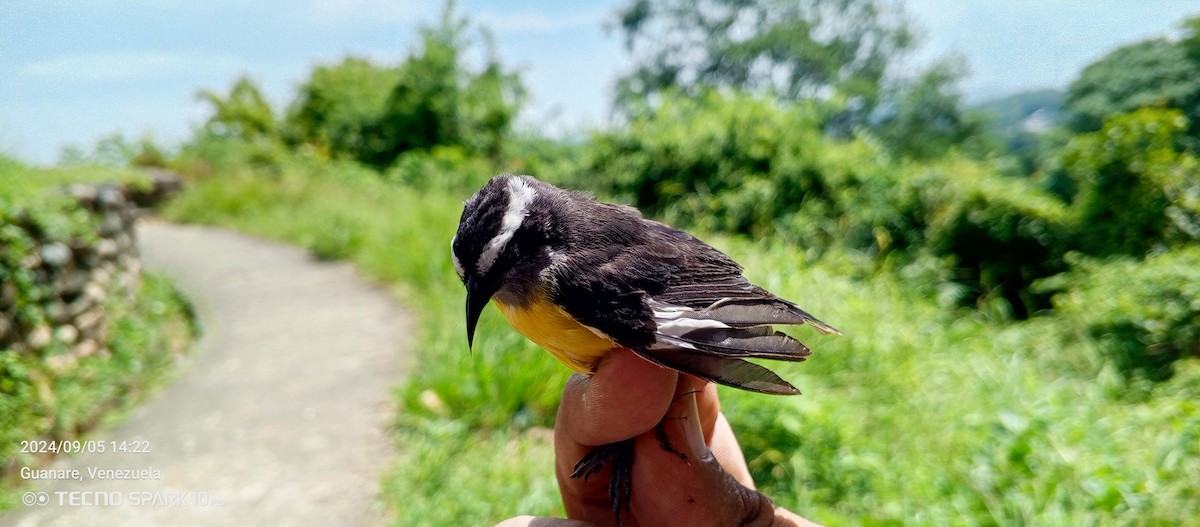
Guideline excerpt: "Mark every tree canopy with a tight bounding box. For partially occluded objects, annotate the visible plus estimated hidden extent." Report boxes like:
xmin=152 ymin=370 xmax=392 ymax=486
xmin=614 ymin=0 xmax=912 ymax=115
xmin=1065 ymin=16 xmax=1200 ymax=143
xmin=196 ymin=3 xmax=522 ymax=170
xmin=611 ymin=0 xmax=981 ymax=159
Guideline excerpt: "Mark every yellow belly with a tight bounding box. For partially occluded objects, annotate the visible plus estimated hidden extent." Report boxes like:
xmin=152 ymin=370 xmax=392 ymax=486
xmin=493 ymin=295 xmax=616 ymax=374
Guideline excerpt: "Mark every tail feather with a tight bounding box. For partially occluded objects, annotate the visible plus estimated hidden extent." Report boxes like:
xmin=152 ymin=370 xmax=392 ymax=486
xmin=653 ymin=298 xmax=839 ymax=335
xmin=633 ymin=345 xmax=801 ymax=395
xmin=657 ymin=328 xmax=812 ymax=362
xmin=705 ymin=301 xmax=839 ymax=334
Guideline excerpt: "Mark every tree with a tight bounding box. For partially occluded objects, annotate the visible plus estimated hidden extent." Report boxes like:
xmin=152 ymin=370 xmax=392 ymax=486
xmin=872 ymin=58 xmax=986 ymax=160
xmin=1065 ymin=17 xmax=1200 ymax=138
xmin=612 ymin=0 xmax=913 ymax=123
xmin=282 ymin=2 xmax=522 ymax=168
xmin=1061 ymin=108 xmax=1200 ymax=257
xmin=610 ymin=0 xmax=980 ymax=158
xmin=197 ymin=77 xmax=278 ymax=141
xmin=284 ymin=58 xmax=403 ymax=158
xmin=363 ymin=9 xmax=522 ymax=167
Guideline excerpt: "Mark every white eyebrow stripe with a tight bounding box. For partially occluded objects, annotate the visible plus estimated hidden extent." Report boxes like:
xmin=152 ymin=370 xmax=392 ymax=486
xmin=476 ymin=177 xmax=537 ymax=275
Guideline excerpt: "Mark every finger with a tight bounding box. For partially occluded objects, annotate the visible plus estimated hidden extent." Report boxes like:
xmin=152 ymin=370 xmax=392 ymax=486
xmin=710 ymin=411 xmax=755 ymax=489
xmin=688 ymin=377 xmax=754 ymax=488
xmin=494 ymin=515 xmax=599 ymax=527
xmin=558 ymin=348 xmax=677 ymax=446
xmin=555 ymin=348 xmax=678 ymax=524
xmin=690 ymin=379 xmax=720 ymax=442
xmin=628 ymin=386 xmax=761 ymax=526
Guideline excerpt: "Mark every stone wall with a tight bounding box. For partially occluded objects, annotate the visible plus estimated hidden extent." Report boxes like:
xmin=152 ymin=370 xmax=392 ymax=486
xmin=0 ymin=171 xmax=181 ymax=370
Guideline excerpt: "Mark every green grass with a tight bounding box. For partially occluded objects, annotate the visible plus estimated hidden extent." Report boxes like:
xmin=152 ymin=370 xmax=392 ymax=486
xmin=164 ymin=155 xmax=1200 ymax=526
xmin=719 ymin=239 xmax=1200 ymax=525
xmin=382 ymin=421 xmax=561 ymax=523
xmin=0 ymin=158 xmax=151 ymax=201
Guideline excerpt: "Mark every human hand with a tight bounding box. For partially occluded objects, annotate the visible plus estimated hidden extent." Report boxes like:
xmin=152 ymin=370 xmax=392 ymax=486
xmin=496 ymin=348 xmax=822 ymax=527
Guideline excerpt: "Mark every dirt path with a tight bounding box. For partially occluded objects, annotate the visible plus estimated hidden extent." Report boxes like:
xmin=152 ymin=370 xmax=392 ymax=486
xmin=3 ymin=221 xmax=413 ymax=527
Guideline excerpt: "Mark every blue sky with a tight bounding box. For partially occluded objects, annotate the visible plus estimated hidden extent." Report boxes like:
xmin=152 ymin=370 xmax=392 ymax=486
xmin=1 ymin=1 xmax=1197 ymax=165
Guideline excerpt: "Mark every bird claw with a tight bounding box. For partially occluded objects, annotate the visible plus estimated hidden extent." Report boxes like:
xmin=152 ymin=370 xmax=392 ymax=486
xmin=571 ymin=438 xmax=635 ymax=526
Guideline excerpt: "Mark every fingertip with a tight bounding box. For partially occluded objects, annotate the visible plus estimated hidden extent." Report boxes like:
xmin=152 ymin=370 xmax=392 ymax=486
xmin=494 ymin=516 xmax=599 ymax=527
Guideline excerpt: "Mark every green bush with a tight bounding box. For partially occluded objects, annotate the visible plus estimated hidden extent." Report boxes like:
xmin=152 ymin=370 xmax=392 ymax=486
xmin=569 ymin=90 xmax=1074 ymax=316
xmin=1064 ymin=24 xmax=1200 ymax=140
xmin=572 ymin=91 xmax=825 ymax=227
xmin=279 ymin=8 xmax=522 ymax=169
xmin=1043 ymin=248 xmax=1200 ymax=383
xmin=383 ymin=145 xmax=495 ymax=194
xmin=916 ymin=159 xmax=1072 ymax=318
xmin=197 ymin=77 xmax=279 ymax=142
xmin=569 ymin=90 xmax=919 ymax=255
xmin=1061 ymin=108 xmax=1200 ymax=257
xmin=284 ymin=57 xmax=404 ymax=160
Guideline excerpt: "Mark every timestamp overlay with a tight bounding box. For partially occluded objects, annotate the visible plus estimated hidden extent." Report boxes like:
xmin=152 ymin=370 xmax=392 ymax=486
xmin=15 ymin=439 xmax=227 ymax=511
xmin=0 ymin=224 xmax=410 ymax=526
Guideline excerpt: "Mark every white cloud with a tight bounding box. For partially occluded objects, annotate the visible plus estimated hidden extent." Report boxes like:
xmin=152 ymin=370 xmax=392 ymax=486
xmin=305 ymin=0 xmax=426 ymax=25
xmin=476 ymin=10 xmax=606 ymax=33
xmin=20 ymin=51 xmax=250 ymax=82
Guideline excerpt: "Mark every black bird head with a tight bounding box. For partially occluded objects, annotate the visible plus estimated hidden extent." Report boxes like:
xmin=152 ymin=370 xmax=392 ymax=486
xmin=452 ymin=174 xmax=553 ymax=349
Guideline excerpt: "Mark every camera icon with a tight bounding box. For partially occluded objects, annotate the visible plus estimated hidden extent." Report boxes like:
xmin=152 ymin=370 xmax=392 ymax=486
xmin=21 ymin=492 xmax=49 ymax=506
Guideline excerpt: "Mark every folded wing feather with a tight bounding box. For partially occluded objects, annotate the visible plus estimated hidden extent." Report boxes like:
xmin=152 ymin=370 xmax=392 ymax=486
xmin=633 ymin=298 xmax=828 ymax=394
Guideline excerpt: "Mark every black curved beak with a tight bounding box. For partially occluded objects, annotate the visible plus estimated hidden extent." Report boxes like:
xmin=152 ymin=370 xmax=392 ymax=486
xmin=465 ymin=276 xmax=500 ymax=350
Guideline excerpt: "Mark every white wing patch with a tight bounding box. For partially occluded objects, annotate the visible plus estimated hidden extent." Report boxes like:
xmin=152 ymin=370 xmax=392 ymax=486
xmin=477 ymin=176 xmax=537 ymax=275
xmin=650 ymin=299 xmax=732 ymax=337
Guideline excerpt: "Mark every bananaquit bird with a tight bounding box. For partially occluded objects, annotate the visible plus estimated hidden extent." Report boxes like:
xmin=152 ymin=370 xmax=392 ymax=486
xmin=452 ymin=174 xmax=836 ymax=520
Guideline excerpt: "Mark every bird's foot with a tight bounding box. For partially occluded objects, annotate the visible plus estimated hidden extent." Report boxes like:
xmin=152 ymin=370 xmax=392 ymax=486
xmin=571 ymin=438 xmax=635 ymax=526
xmin=568 ymin=389 xmax=701 ymax=525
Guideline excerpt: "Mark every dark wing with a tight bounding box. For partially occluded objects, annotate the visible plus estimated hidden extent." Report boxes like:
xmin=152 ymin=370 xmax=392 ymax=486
xmin=644 ymin=221 xmax=838 ymax=333
xmin=550 ymin=213 xmax=836 ymax=395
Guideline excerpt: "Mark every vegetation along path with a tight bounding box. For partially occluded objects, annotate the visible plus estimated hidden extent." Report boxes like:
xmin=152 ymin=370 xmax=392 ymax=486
xmin=4 ymin=221 xmax=413 ymax=527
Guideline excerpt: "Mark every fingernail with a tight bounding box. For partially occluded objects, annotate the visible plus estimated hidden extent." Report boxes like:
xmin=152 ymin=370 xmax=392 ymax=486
xmin=678 ymin=392 xmax=711 ymax=461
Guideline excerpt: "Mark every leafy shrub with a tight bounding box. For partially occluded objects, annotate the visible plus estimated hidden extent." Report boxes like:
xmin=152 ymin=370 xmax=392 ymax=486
xmin=1061 ymin=108 xmax=1200 ymax=257
xmin=59 ymin=133 xmax=171 ymax=169
xmin=284 ymin=57 xmax=403 ymax=161
xmin=173 ymin=133 xmax=290 ymax=181
xmin=570 ymin=90 xmax=920 ymax=255
xmin=1064 ymin=33 xmax=1200 ymax=137
xmin=574 ymin=90 xmax=823 ymax=223
xmin=197 ymin=77 xmax=279 ymax=142
xmin=570 ymin=90 xmax=1073 ymax=316
xmin=916 ymin=159 xmax=1072 ymax=317
xmin=279 ymin=8 xmax=522 ymax=169
xmin=1043 ymin=249 xmax=1200 ymax=382
xmin=384 ymin=145 xmax=494 ymax=194
xmin=306 ymin=212 xmax=363 ymax=261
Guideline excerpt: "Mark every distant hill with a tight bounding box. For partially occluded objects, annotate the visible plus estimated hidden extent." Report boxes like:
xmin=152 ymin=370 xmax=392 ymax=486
xmin=973 ymin=88 xmax=1065 ymax=135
